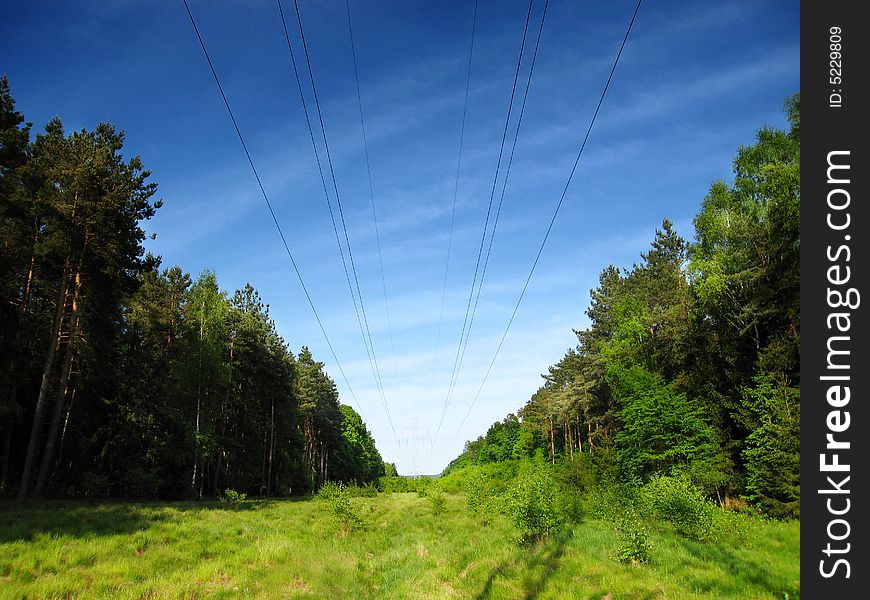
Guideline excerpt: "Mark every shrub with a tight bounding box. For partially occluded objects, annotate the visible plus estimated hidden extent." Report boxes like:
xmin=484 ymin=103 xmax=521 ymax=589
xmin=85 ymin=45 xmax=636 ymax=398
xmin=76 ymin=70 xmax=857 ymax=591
xmin=556 ymin=486 xmax=585 ymax=524
xmin=316 ymin=481 xmax=343 ymax=501
xmin=709 ymin=506 xmax=756 ymax=542
xmin=438 ymin=461 xmax=520 ymax=495
xmin=361 ymin=481 xmax=379 ymax=497
xmin=425 ymin=485 xmax=447 ymax=514
xmin=317 ymin=482 xmax=365 ymax=532
xmin=641 ymin=474 xmax=715 ymax=540
xmin=503 ymin=465 xmax=562 ymax=544
xmin=465 ymin=473 xmax=493 ymax=517
xmin=68 ymin=472 xmax=111 ymax=498
xmin=345 ymin=482 xmax=379 ymax=498
xmin=220 ymin=488 xmax=247 ymax=504
xmin=615 ymin=517 xmax=651 ymax=564
xmin=559 ymin=454 xmax=598 ymax=494
xmin=584 ymin=481 xmax=642 ymax=523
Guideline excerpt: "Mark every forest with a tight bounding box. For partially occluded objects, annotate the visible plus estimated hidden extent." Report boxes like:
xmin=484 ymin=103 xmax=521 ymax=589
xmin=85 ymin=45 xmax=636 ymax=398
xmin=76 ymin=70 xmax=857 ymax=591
xmin=2 ymin=63 xmax=800 ymax=522
xmin=445 ymin=93 xmax=800 ymax=519
xmin=0 ymin=71 xmax=801 ymax=597
xmin=0 ymin=75 xmax=387 ymax=501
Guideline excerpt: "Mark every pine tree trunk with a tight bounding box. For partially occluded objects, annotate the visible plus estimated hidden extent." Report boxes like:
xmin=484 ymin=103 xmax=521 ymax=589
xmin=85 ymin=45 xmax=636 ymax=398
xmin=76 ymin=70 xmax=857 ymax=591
xmin=56 ymin=389 xmax=75 ymax=469
xmin=192 ymin=305 xmax=203 ymax=497
xmin=2 ymin=219 xmax=40 ymax=497
xmin=576 ymin=415 xmax=582 ymax=454
xmin=34 ymin=265 xmax=83 ymax=498
xmin=267 ymin=397 xmax=275 ymax=497
xmin=261 ymin=429 xmax=268 ymax=495
xmin=212 ymin=451 xmax=223 ymax=497
xmin=549 ymin=419 xmax=555 ymax=464
xmin=17 ymin=256 xmax=71 ymax=501
xmin=0 ymin=429 xmax=11 ymax=495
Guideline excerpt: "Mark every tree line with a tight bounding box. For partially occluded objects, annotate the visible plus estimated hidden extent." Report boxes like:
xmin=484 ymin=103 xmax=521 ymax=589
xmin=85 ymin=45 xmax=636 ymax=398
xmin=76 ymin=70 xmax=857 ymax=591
xmin=0 ymin=76 xmax=385 ymax=500
xmin=446 ymin=94 xmax=800 ymax=518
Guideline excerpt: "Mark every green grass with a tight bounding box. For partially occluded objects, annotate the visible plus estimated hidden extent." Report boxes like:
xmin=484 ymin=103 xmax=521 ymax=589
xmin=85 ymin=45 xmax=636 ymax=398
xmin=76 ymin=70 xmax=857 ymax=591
xmin=0 ymin=493 xmax=798 ymax=599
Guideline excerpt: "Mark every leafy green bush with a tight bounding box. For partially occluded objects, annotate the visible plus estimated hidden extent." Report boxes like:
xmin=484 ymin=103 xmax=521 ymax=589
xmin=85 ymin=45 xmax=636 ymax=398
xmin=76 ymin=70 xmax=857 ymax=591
xmin=220 ymin=488 xmax=247 ymax=504
xmin=438 ymin=461 xmax=520 ymax=494
xmin=709 ymin=506 xmax=756 ymax=542
xmin=503 ymin=465 xmax=562 ymax=544
xmin=556 ymin=486 xmax=585 ymax=524
xmin=345 ymin=482 xmax=379 ymax=498
xmin=68 ymin=472 xmax=111 ymax=498
xmin=558 ymin=454 xmax=598 ymax=494
xmin=425 ymin=485 xmax=447 ymax=514
xmin=464 ymin=473 xmax=493 ymax=517
xmin=641 ymin=474 xmax=715 ymax=540
xmin=584 ymin=481 xmax=642 ymax=522
xmin=316 ymin=481 xmax=343 ymax=501
xmin=317 ymin=482 xmax=365 ymax=532
xmin=615 ymin=517 xmax=651 ymax=564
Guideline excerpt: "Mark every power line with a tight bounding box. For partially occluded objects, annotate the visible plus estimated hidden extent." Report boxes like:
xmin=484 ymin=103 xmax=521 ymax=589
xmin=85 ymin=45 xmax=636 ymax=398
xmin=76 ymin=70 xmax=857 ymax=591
xmin=431 ymin=0 xmax=479 ymax=390
xmin=181 ymin=0 xmax=367 ymax=422
xmin=432 ymin=0 xmax=537 ymax=448
xmin=343 ymin=0 xmax=399 ymax=383
xmin=446 ymin=0 xmax=644 ymax=449
xmin=444 ymin=0 xmax=549 ymax=435
xmin=276 ymin=0 xmax=399 ymax=446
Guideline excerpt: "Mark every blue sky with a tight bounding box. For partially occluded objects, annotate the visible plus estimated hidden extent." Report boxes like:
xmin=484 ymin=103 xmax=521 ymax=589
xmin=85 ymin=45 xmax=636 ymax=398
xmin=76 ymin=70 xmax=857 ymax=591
xmin=1 ymin=0 xmax=799 ymax=474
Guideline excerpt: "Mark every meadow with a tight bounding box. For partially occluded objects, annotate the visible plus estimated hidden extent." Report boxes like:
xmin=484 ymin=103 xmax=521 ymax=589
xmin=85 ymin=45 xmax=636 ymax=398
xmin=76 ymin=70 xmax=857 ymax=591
xmin=1 ymin=491 xmax=798 ymax=599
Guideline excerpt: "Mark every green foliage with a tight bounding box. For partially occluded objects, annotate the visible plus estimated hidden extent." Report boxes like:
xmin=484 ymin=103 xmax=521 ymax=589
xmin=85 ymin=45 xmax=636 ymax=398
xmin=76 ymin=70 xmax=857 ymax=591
xmin=615 ymin=518 xmax=651 ymax=565
xmin=611 ymin=366 xmax=730 ymax=489
xmin=377 ymin=476 xmax=431 ymax=494
xmin=334 ymin=404 xmax=386 ymax=484
xmin=641 ymin=475 xmax=715 ymax=541
xmin=221 ymin=489 xmax=247 ymax=504
xmin=502 ymin=463 xmax=564 ymax=544
xmin=463 ymin=473 xmax=493 ymax=517
xmin=317 ymin=481 xmax=365 ymax=532
xmin=740 ymin=374 xmax=800 ymax=518
xmin=345 ymin=482 xmax=379 ymax=498
xmin=583 ymin=481 xmax=642 ymax=524
xmin=424 ymin=485 xmax=447 ymax=514
xmin=316 ymin=481 xmax=343 ymax=501
xmin=443 ymin=414 xmax=528 ymax=474
xmin=438 ymin=460 xmax=520 ymax=495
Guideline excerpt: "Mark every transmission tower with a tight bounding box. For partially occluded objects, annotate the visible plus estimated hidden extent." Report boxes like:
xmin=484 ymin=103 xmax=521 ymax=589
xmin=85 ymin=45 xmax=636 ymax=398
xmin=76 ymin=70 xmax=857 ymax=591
xmin=403 ymin=416 xmax=428 ymax=478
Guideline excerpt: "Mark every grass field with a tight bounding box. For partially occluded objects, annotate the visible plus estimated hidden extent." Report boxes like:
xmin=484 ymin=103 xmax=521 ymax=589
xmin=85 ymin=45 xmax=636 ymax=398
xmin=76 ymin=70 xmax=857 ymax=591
xmin=0 ymin=493 xmax=799 ymax=599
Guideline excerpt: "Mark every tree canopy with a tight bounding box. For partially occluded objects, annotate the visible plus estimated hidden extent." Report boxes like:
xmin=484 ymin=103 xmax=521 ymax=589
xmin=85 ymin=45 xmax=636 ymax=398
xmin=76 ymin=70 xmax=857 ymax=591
xmin=0 ymin=77 xmax=386 ymax=500
xmin=446 ymin=94 xmax=800 ymax=518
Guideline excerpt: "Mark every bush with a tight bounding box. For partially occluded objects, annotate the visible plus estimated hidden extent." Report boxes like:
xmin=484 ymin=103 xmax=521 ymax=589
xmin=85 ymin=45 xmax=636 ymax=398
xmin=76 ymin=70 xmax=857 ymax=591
xmin=641 ymin=474 xmax=715 ymax=540
xmin=67 ymin=472 xmax=111 ymax=498
xmin=317 ymin=482 xmax=365 ymax=532
xmin=220 ymin=488 xmax=247 ymax=504
xmin=559 ymin=454 xmax=598 ymax=494
xmin=438 ymin=461 xmax=520 ymax=495
xmin=615 ymin=517 xmax=651 ymax=564
xmin=584 ymin=481 xmax=642 ymax=522
xmin=316 ymin=481 xmax=343 ymax=501
xmin=345 ymin=482 xmax=379 ymax=498
xmin=503 ymin=465 xmax=562 ymax=544
xmin=465 ymin=472 xmax=495 ymax=518
xmin=556 ymin=486 xmax=585 ymax=524
xmin=425 ymin=485 xmax=447 ymax=514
